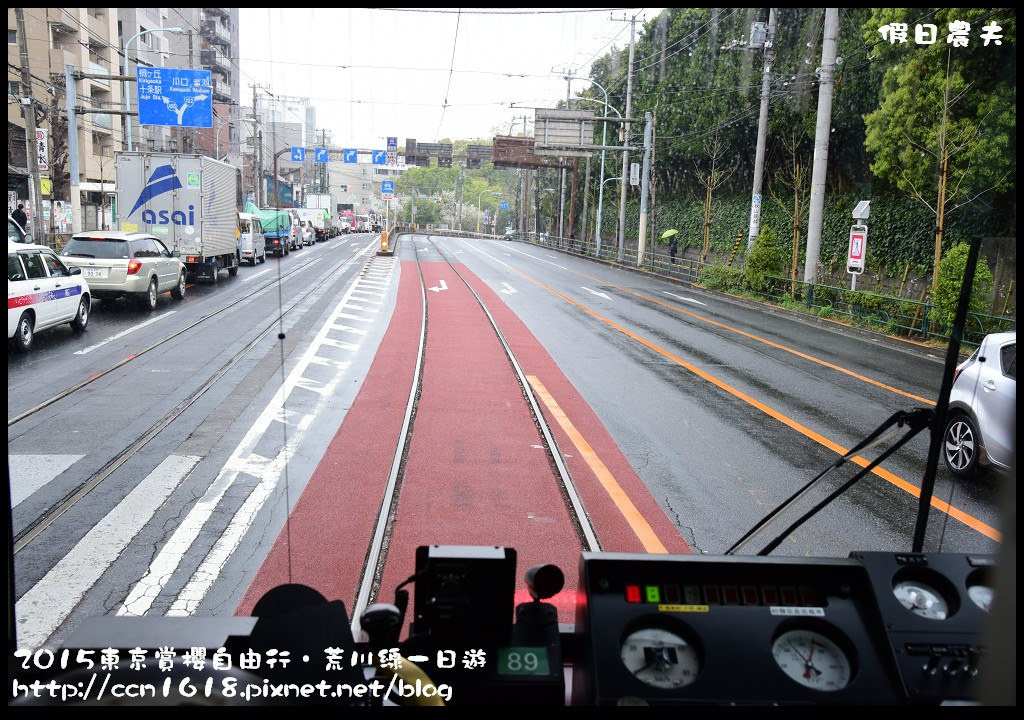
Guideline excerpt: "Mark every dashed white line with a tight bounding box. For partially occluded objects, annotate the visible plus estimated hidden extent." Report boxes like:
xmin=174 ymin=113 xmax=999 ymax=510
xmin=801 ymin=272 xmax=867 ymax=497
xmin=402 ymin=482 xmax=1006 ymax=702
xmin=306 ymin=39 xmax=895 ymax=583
xmin=74 ymin=312 xmax=175 ymax=355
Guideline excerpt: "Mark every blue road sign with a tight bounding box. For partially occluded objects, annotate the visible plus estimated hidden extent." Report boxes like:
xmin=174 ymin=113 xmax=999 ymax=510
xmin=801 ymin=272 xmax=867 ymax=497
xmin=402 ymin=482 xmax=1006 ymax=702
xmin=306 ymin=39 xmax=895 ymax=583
xmin=291 ymin=147 xmax=306 ymax=162
xmin=382 ymin=180 xmax=395 ymax=197
xmin=314 ymin=147 xmax=329 ymax=162
xmin=136 ymin=67 xmax=213 ymax=128
xmin=387 ymin=137 xmax=397 ymax=151
xmin=500 ymin=201 xmax=510 ymax=211
xmin=372 ymin=150 xmax=386 ymax=165
xmin=343 ymin=149 xmax=358 ymax=163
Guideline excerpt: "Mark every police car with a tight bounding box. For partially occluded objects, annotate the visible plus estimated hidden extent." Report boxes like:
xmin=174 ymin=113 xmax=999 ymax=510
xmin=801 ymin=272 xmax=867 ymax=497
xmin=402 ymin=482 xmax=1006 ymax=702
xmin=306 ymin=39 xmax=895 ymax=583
xmin=8 ymin=240 xmax=91 ymax=352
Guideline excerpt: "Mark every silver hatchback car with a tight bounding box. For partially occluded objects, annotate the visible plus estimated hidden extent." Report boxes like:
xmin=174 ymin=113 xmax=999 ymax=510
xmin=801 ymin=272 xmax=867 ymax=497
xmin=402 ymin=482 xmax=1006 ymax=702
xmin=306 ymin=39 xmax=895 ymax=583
xmin=943 ymin=331 xmax=1016 ymax=478
xmin=61 ymin=231 xmax=187 ymax=311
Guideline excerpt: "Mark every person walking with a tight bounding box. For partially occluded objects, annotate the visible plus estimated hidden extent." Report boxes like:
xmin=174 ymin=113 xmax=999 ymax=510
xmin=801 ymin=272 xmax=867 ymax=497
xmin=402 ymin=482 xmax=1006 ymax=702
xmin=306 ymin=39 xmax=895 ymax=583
xmin=12 ymin=203 xmax=28 ymax=229
xmin=669 ymin=234 xmax=678 ymax=264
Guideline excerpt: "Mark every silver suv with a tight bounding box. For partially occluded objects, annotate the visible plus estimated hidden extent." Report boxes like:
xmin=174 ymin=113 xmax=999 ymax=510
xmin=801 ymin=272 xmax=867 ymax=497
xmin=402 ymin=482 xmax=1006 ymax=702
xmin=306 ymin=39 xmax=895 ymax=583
xmin=61 ymin=231 xmax=187 ymax=311
xmin=943 ymin=331 xmax=1016 ymax=478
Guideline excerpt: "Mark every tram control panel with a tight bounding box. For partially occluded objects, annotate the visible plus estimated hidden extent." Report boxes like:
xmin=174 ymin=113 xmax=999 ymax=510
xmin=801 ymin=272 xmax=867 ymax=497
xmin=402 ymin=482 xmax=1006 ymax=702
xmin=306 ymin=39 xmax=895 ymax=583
xmin=29 ymin=546 xmax=1000 ymax=707
xmin=573 ymin=551 xmax=996 ymax=706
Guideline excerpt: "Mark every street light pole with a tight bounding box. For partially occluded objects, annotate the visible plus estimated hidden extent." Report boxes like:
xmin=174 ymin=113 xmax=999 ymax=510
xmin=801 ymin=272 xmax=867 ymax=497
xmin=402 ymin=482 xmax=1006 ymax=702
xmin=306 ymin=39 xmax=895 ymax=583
xmin=214 ymin=117 xmax=231 ymax=159
xmin=567 ymin=82 xmax=617 ymax=257
xmin=478 ymin=191 xmax=501 ymax=234
xmin=123 ymin=26 xmax=184 ymax=152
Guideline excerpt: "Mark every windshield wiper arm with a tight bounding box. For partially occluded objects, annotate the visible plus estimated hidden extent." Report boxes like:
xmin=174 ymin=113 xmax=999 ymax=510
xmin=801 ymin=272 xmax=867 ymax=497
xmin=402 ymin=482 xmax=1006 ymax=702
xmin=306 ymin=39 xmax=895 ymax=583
xmin=725 ymin=408 xmax=933 ymax=556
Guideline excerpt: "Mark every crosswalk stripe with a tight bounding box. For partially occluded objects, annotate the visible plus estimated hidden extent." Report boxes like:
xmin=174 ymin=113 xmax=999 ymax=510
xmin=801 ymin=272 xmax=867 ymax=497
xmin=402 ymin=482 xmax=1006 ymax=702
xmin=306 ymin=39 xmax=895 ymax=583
xmin=14 ymin=455 xmax=200 ymax=650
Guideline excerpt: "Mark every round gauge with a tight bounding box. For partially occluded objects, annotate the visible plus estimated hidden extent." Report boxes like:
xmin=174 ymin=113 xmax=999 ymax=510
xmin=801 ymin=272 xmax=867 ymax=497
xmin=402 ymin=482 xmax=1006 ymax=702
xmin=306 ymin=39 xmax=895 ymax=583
xmin=893 ymin=580 xmax=949 ymax=620
xmin=968 ymin=584 xmax=994 ymax=613
xmin=772 ymin=629 xmax=852 ymax=691
xmin=620 ymin=627 xmax=700 ymax=689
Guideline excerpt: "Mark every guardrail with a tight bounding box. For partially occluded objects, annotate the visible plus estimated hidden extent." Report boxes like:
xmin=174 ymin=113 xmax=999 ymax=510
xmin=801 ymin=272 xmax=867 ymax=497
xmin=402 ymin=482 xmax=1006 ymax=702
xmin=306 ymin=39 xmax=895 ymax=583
xmin=510 ymin=232 xmax=1016 ymax=351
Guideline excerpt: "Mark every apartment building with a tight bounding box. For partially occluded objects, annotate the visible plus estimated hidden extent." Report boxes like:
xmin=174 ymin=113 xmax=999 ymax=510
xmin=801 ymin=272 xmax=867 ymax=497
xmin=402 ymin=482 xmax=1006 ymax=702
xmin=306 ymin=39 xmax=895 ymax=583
xmin=7 ymin=7 xmax=241 ymax=236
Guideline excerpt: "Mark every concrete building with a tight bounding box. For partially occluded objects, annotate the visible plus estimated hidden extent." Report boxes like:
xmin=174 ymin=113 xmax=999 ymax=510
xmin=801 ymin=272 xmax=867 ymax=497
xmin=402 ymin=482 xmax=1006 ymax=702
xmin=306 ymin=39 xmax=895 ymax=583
xmin=7 ymin=7 xmax=242 ymax=237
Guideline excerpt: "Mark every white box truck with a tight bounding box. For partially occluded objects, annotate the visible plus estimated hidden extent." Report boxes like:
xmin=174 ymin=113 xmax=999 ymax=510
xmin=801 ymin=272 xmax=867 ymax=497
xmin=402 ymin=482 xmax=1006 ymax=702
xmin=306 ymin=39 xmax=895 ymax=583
xmin=115 ymin=152 xmax=240 ymax=282
xmin=303 ymin=194 xmax=334 ymax=239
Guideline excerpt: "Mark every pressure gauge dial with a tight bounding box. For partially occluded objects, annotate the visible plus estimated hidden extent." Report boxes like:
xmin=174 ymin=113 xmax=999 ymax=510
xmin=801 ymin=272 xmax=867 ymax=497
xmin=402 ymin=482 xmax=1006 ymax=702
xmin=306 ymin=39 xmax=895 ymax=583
xmin=893 ymin=580 xmax=949 ymax=620
xmin=620 ymin=627 xmax=700 ymax=690
xmin=772 ymin=628 xmax=852 ymax=691
xmin=968 ymin=584 xmax=994 ymax=613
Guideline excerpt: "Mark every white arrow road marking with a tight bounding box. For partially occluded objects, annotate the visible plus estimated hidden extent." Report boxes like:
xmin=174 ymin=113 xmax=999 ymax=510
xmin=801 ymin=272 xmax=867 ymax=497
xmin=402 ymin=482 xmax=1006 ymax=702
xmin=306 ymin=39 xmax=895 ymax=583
xmin=17 ymin=454 xmax=200 ymax=649
xmin=663 ymin=291 xmax=706 ymax=306
xmin=500 ymin=282 xmax=517 ymax=295
xmin=428 ymin=279 xmax=448 ymax=293
xmin=581 ymin=286 xmax=611 ymax=300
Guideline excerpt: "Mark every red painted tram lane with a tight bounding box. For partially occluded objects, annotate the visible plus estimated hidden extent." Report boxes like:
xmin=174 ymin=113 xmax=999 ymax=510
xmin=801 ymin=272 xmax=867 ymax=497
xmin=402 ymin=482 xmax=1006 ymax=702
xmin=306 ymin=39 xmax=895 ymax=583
xmin=375 ymin=261 xmax=587 ymax=622
xmin=236 ymin=264 xmax=423 ymax=615
xmin=458 ymin=265 xmax=691 ymax=559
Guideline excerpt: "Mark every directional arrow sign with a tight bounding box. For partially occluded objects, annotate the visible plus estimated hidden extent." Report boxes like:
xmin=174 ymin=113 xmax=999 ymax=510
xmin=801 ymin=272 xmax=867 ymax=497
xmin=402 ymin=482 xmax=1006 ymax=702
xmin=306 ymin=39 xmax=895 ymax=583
xmin=428 ymin=279 xmax=448 ymax=293
xmin=581 ymin=286 xmax=611 ymax=300
xmin=663 ymin=291 xmax=706 ymax=306
xmin=500 ymin=282 xmax=517 ymax=295
xmin=291 ymin=147 xmax=306 ymax=162
xmin=372 ymin=150 xmax=386 ymax=165
xmin=314 ymin=147 xmax=329 ymax=162
xmin=343 ymin=149 xmax=357 ymax=163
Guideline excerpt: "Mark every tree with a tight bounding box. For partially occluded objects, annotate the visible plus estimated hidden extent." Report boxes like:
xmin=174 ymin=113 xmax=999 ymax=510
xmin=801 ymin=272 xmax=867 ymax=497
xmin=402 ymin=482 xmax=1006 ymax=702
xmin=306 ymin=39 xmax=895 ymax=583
xmin=694 ymin=132 xmax=737 ymax=264
xmin=863 ymin=9 xmax=1016 ymax=291
xmin=929 ymin=241 xmax=994 ymax=330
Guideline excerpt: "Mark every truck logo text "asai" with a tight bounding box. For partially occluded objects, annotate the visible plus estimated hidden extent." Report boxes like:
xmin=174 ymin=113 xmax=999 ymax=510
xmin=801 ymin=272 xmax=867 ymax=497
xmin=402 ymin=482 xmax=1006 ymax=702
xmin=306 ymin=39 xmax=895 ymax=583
xmin=128 ymin=164 xmax=190 ymax=223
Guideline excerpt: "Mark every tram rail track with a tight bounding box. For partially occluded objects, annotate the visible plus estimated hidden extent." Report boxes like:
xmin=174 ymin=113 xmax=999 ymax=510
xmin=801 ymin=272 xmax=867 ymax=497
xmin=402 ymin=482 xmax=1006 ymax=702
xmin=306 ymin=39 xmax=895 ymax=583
xmin=349 ymin=233 xmax=600 ymax=635
xmin=11 ymin=239 xmax=377 ymax=553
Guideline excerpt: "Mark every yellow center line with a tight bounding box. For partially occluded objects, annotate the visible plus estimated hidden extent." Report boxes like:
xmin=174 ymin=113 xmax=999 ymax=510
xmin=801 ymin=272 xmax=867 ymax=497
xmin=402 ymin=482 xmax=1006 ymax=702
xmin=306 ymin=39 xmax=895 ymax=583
xmin=564 ymin=263 xmax=935 ymax=405
xmin=506 ymin=266 xmax=1001 ymax=544
xmin=528 ymin=375 xmax=668 ymax=554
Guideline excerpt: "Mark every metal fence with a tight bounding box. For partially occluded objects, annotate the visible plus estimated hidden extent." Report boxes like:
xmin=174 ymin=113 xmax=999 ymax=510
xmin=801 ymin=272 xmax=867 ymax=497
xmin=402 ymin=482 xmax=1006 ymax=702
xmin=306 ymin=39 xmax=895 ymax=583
xmin=512 ymin=232 xmax=1015 ymax=351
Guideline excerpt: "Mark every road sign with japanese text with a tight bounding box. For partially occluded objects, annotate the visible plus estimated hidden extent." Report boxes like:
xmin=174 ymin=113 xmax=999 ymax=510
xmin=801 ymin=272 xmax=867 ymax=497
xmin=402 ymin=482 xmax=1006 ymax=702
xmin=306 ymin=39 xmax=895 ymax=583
xmin=136 ymin=67 xmax=213 ymax=128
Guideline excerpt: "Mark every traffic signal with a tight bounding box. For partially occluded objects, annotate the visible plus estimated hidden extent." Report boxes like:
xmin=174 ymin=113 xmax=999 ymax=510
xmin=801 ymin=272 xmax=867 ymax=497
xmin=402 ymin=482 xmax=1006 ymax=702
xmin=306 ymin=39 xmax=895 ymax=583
xmin=340 ymin=184 xmax=348 ymax=192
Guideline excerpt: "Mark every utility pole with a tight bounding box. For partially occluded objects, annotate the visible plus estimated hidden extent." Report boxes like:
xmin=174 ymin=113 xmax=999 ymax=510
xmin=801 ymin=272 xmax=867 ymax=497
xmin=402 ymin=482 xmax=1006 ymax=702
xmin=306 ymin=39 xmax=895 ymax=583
xmin=559 ymin=68 xmax=574 ymax=239
xmin=803 ymin=8 xmax=839 ymax=285
xmin=64 ymin=66 xmax=81 ymax=234
xmin=636 ymin=112 xmax=653 ymax=266
xmin=617 ymin=12 xmax=637 ymax=262
xmin=747 ymin=8 xmax=777 ymax=250
xmin=15 ymin=8 xmax=46 ymax=241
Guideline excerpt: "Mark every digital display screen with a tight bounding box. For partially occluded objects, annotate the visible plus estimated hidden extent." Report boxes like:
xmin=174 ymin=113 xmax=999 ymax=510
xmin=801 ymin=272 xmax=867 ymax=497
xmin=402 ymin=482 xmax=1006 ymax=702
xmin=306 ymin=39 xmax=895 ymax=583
xmin=623 ymin=583 xmax=821 ymax=607
xmin=497 ymin=647 xmax=551 ymax=676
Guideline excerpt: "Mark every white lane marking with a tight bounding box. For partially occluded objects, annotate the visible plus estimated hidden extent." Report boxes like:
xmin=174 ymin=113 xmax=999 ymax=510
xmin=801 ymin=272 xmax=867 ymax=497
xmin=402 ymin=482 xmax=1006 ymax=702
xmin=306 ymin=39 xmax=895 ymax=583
xmin=9 ymin=455 xmax=83 ymax=507
xmin=242 ymin=268 xmax=273 ymax=282
xmin=74 ymin=312 xmax=175 ymax=355
xmin=581 ymin=286 xmax=612 ymax=300
xmin=428 ymin=279 xmax=448 ymax=293
xmin=663 ymin=291 xmax=706 ymax=306
xmin=500 ymin=282 xmax=517 ymax=295
xmin=502 ymin=245 xmax=567 ymax=269
xmin=16 ymin=455 xmax=200 ymax=649
xmin=455 ymin=239 xmax=509 ymax=267
xmin=119 ymin=263 xmax=391 ymax=618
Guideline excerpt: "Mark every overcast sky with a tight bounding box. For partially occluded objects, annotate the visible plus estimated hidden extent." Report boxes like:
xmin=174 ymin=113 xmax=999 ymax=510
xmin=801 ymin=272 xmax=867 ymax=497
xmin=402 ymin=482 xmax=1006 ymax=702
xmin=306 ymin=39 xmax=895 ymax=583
xmin=239 ymin=8 xmax=664 ymax=149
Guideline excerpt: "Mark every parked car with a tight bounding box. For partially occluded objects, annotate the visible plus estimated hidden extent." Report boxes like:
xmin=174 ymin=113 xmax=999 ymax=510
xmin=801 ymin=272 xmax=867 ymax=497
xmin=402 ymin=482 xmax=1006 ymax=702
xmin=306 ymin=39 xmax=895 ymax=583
xmin=288 ymin=218 xmax=302 ymax=251
xmin=8 ymin=240 xmax=91 ymax=352
xmin=60 ymin=231 xmax=186 ymax=311
xmin=943 ymin=331 xmax=1016 ymax=478
xmin=237 ymin=212 xmax=267 ymax=266
xmin=299 ymin=220 xmax=315 ymax=246
xmin=503 ymin=227 xmax=516 ymax=240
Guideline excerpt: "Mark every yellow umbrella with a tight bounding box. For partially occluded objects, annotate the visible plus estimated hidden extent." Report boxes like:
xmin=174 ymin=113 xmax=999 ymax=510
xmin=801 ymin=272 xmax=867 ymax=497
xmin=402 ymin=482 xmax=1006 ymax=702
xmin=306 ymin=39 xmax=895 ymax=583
xmin=661 ymin=229 xmax=678 ymax=239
